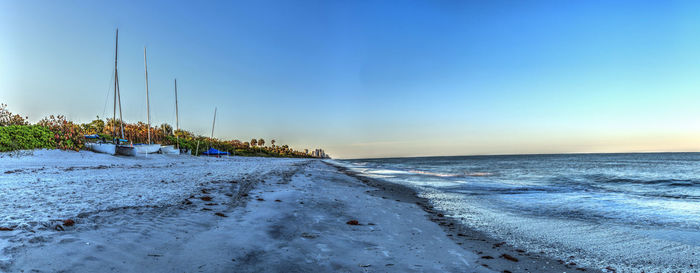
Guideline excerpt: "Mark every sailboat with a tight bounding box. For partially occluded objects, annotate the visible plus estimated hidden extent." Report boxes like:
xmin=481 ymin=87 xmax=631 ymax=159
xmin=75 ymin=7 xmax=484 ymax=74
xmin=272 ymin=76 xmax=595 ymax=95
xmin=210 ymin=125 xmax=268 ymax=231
xmin=133 ymin=47 xmax=162 ymax=154
xmin=98 ymin=29 xmax=134 ymax=157
xmin=159 ymin=79 xmax=181 ymax=155
xmin=85 ymin=28 xmax=123 ymax=155
xmin=201 ymin=107 xmax=228 ymax=157
xmin=84 ymin=134 xmax=116 ymax=155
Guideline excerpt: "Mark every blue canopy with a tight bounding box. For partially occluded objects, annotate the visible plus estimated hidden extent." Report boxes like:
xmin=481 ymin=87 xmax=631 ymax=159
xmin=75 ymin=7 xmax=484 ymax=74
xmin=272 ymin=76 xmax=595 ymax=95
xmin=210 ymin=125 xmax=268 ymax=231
xmin=85 ymin=134 xmax=127 ymax=143
xmin=202 ymin=148 xmax=229 ymax=156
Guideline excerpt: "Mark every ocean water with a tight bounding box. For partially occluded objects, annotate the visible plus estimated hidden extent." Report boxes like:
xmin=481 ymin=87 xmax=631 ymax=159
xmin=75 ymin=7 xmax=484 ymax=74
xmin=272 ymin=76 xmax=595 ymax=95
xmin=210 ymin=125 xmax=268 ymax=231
xmin=337 ymin=153 xmax=700 ymax=272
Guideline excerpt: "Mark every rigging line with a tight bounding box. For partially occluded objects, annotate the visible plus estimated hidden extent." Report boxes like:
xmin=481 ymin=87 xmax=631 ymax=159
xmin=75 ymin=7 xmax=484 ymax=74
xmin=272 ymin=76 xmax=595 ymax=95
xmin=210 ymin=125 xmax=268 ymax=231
xmin=102 ymin=70 xmax=115 ymax=119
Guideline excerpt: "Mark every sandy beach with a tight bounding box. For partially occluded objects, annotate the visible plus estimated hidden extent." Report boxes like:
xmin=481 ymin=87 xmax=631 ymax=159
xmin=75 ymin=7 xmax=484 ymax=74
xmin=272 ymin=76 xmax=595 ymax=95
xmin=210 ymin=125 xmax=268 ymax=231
xmin=0 ymin=150 xmax=602 ymax=272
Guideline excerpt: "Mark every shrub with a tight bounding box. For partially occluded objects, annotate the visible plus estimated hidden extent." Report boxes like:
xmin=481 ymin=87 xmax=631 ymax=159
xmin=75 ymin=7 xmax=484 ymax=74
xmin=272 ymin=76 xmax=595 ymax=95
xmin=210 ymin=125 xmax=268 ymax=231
xmin=37 ymin=115 xmax=84 ymax=151
xmin=0 ymin=125 xmax=55 ymax=152
xmin=0 ymin=104 xmax=28 ymax=126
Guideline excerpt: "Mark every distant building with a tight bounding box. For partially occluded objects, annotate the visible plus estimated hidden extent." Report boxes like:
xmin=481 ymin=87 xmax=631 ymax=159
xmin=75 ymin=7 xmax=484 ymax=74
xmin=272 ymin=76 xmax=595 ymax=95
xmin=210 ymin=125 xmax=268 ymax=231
xmin=311 ymin=148 xmax=330 ymax=159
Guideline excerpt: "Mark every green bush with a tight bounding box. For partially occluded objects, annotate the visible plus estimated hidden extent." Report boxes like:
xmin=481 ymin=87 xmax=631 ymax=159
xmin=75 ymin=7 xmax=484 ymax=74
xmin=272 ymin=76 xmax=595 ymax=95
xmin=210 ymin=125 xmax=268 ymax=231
xmin=0 ymin=125 xmax=56 ymax=152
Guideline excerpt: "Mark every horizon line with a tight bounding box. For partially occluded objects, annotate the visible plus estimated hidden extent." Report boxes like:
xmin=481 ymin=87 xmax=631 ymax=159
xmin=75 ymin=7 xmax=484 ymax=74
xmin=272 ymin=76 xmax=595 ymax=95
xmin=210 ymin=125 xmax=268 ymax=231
xmin=335 ymin=150 xmax=700 ymax=160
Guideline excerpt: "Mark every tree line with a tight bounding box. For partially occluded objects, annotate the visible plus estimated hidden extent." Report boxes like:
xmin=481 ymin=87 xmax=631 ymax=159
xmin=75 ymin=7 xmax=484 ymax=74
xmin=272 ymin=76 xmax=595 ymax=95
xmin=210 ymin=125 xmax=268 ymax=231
xmin=0 ymin=103 xmax=324 ymax=158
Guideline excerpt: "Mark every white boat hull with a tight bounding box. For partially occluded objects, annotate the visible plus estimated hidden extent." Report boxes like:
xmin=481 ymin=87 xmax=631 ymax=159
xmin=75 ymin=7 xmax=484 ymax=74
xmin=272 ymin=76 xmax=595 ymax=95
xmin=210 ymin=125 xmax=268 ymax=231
xmin=134 ymin=144 xmax=161 ymax=154
xmin=159 ymin=145 xmax=180 ymax=155
xmin=116 ymin=145 xmax=136 ymax=156
xmin=85 ymin=143 xmax=116 ymax=155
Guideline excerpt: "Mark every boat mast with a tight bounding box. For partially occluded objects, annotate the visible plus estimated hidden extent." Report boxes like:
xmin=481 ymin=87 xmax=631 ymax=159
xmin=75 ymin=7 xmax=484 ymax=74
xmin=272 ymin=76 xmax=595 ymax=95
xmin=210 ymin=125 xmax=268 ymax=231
xmin=113 ymin=28 xmax=125 ymax=139
xmin=174 ymin=79 xmax=179 ymax=149
xmin=117 ymin=73 xmax=124 ymax=139
xmin=144 ymin=47 xmax=151 ymax=144
xmin=211 ymin=107 xmax=217 ymax=139
xmin=113 ymin=29 xmax=118 ymax=137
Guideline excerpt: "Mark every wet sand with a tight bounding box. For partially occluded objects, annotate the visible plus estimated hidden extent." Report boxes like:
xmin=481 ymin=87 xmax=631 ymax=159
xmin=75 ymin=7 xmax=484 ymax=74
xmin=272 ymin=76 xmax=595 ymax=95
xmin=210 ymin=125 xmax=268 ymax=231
xmin=327 ymin=162 xmax=602 ymax=273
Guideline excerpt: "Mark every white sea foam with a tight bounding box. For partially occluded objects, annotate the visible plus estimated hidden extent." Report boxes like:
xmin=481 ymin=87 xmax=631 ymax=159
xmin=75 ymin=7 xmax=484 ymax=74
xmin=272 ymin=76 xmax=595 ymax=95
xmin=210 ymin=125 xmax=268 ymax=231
xmin=339 ymin=153 xmax=700 ymax=272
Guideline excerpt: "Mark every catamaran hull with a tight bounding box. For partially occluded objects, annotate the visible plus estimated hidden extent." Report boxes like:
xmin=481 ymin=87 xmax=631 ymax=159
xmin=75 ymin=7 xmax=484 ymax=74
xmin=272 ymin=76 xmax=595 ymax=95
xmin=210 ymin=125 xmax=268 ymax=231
xmin=159 ymin=145 xmax=180 ymax=155
xmin=116 ymin=145 xmax=136 ymax=156
xmin=134 ymin=144 xmax=161 ymax=154
xmin=85 ymin=143 xmax=116 ymax=155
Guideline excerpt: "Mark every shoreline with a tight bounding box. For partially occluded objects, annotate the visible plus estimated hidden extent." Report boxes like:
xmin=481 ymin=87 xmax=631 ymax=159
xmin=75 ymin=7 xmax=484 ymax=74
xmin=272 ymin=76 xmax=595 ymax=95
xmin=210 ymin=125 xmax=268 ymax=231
xmin=325 ymin=161 xmax=601 ymax=273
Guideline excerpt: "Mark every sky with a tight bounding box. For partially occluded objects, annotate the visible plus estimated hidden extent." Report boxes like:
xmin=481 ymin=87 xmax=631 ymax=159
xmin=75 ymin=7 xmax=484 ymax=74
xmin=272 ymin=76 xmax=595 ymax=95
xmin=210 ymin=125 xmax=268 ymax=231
xmin=3 ymin=0 xmax=700 ymax=159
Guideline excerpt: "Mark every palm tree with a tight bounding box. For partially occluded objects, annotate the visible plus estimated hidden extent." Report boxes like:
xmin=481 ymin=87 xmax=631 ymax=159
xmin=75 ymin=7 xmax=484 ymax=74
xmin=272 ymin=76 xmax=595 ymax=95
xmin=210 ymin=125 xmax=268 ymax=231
xmin=251 ymin=139 xmax=257 ymax=147
xmin=271 ymin=139 xmax=276 ymax=147
xmin=159 ymin=123 xmax=173 ymax=136
xmin=258 ymin=138 xmax=265 ymax=147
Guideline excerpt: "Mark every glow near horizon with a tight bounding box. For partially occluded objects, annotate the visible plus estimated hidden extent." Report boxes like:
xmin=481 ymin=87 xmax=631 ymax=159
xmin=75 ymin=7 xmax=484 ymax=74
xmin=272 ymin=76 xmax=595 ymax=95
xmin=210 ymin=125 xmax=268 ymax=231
xmin=2 ymin=0 xmax=700 ymax=159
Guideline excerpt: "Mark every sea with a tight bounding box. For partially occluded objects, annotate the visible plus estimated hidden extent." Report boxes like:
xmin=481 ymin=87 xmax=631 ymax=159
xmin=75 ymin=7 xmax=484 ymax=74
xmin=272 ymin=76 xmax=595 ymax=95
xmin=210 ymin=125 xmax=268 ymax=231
xmin=336 ymin=153 xmax=700 ymax=272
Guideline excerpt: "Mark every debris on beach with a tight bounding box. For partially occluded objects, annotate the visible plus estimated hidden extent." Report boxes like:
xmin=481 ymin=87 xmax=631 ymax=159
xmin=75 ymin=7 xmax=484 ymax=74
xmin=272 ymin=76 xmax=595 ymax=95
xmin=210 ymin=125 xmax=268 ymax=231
xmin=200 ymin=196 xmax=212 ymax=201
xmin=214 ymin=212 xmax=227 ymax=217
xmin=346 ymin=220 xmax=360 ymax=225
xmin=0 ymin=227 xmax=14 ymax=231
xmin=63 ymin=219 xmax=75 ymax=226
xmin=256 ymin=198 xmax=264 ymax=201
xmin=500 ymin=253 xmax=518 ymax=262
xmin=274 ymin=199 xmax=281 ymax=202
xmin=300 ymin=232 xmax=318 ymax=239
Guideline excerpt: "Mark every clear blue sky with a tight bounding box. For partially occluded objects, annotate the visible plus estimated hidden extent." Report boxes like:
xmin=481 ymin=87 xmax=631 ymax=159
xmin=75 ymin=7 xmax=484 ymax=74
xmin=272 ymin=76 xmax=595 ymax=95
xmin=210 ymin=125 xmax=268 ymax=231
xmin=3 ymin=0 xmax=700 ymax=158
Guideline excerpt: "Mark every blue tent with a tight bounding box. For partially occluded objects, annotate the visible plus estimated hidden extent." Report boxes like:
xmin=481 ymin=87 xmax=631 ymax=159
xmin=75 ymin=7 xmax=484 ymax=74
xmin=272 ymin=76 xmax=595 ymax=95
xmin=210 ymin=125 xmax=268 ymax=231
xmin=202 ymin=147 xmax=229 ymax=156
